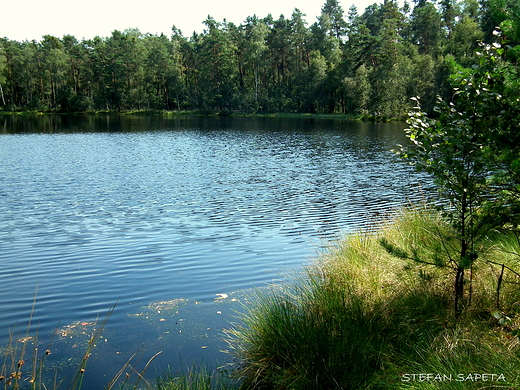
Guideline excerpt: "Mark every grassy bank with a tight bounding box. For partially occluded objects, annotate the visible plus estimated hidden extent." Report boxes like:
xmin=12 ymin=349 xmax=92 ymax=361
xmin=225 ymin=206 xmax=520 ymax=389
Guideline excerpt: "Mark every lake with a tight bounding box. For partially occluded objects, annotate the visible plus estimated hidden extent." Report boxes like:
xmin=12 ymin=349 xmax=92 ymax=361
xmin=0 ymin=114 xmax=433 ymax=387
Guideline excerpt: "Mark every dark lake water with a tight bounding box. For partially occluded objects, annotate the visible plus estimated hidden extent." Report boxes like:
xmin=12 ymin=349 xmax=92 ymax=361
xmin=0 ymin=114 xmax=433 ymax=387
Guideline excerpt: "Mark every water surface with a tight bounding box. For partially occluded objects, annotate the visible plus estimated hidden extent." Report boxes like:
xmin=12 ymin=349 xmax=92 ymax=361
xmin=0 ymin=115 xmax=432 ymax=386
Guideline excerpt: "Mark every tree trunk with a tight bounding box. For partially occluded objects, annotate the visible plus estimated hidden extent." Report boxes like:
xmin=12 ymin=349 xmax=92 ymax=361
xmin=0 ymin=83 xmax=5 ymax=106
xmin=455 ymin=187 xmax=468 ymax=314
xmin=454 ymin=266 xmax=464 ymax=314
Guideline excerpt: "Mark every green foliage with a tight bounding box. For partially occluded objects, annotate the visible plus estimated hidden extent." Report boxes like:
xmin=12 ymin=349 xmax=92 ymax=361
xmin=0 ymin=45 xmax=6 ymax=106
xmin=448 ymin=15 xmax=485 ymax=66
xmin=410 ymin=2 xmax=445 ymax=55
xmin=343 ymin=64 xmax=371 ymax=114
xmin=395 ymin=37 xmax=520 ymax=313
xmin=0 ymin=0 xmax=494 ymax=114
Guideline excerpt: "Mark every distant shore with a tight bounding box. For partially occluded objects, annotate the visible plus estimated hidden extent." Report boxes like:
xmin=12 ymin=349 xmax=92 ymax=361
xmin=0 ymin=110 xmax=406 ymax=122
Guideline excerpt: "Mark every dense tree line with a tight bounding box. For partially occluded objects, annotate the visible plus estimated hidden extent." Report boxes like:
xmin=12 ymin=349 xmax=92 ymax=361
xmin=0 ymin=0 xmax=517 ymax=115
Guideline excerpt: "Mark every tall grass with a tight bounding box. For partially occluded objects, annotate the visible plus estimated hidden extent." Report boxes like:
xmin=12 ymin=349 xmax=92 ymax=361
xmin=226 ymin=206 xmax=520 ymax=389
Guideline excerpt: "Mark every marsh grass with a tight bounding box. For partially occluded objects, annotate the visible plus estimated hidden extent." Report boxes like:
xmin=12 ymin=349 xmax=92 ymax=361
xmin=226 ymin=206 xmax=520 ymax=389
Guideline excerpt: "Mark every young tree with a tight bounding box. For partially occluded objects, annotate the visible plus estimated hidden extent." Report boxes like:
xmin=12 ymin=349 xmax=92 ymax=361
xmin=393 ymin=39 xmax=519 ymax=313
xmin=342 ymin=64 xmax=370 ymax=114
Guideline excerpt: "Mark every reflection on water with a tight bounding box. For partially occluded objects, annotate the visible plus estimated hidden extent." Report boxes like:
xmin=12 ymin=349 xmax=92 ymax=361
xmin=0 ymin=115 xmax=433 ymax=387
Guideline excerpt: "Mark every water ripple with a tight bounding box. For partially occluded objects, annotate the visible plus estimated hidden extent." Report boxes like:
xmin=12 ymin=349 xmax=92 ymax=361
xmin=0 ymin=119 xmax=433 ymax=351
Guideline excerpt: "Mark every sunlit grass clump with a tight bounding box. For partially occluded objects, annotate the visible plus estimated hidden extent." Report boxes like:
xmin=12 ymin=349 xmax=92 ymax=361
xmin=226 ymin=206 xmax=520 ymax=389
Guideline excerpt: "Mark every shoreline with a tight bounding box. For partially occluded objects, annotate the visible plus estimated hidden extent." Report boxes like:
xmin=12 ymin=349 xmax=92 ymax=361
xmin=0 ymin=110 xmax=406 ymax=122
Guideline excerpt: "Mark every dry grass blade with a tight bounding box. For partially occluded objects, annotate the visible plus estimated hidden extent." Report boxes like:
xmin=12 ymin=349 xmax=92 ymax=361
xmin=131 ymin=350 xmax=162 ymax=389
xmin=105 ymin=348 xmax=162 ymax=390
xmin=104 ymin=348 xmax=142 ymax=390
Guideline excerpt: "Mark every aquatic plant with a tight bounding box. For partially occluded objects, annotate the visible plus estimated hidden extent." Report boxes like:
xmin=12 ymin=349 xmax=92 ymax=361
xmin=0 ymin=296 xmax=162 ymax=390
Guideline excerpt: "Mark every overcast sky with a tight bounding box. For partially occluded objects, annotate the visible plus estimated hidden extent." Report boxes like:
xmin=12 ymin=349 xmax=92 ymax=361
xmin=2 ymin=0 xmax=382 ymax=42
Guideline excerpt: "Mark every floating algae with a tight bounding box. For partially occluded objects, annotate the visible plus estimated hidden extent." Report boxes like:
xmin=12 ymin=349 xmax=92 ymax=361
xmin=127 ymin=293 xmax=243 ymax=325
xmin=125 ymin=292 xmax=248 ymax=346
xmin=56 ymin=321 xmax=97 ymax=338
xmin=127 ymin=298 xmax=189 ymax=324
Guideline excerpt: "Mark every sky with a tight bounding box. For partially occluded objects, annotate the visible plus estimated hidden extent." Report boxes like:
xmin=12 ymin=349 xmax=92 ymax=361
xmin=2 ymin=0 xmax=382 ymax=42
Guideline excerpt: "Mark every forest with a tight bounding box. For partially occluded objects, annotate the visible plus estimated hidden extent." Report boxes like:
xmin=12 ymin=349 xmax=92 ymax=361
xmin=0 ymin=0 xmax=518 ymax=116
